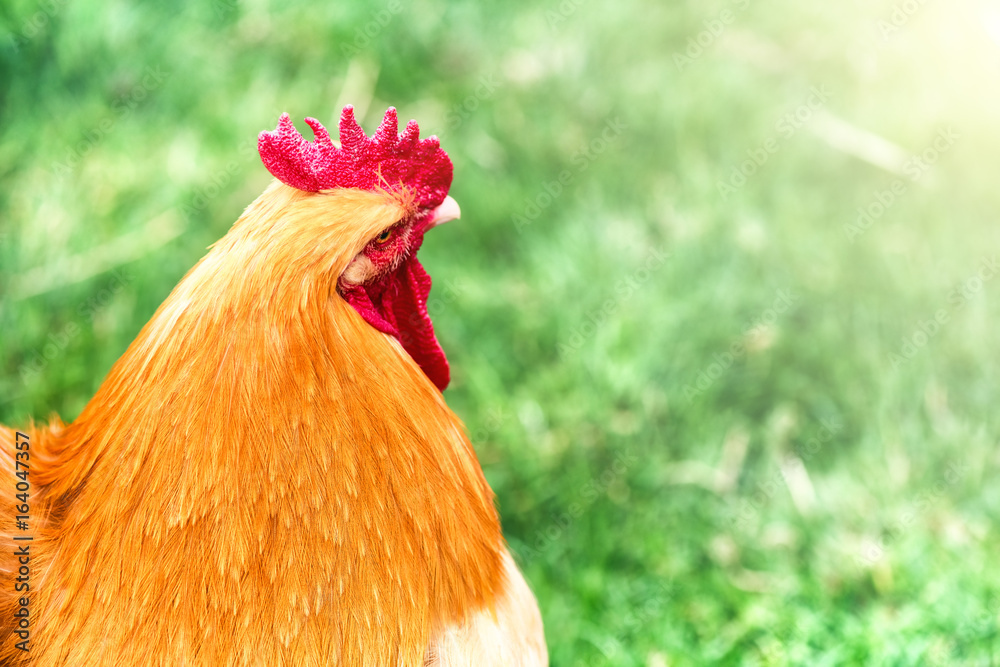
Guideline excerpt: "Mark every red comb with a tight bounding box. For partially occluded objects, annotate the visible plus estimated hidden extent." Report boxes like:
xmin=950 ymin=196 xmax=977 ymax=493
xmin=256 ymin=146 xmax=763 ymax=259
xmin=258 ymin=106 xmax=453 ymax=209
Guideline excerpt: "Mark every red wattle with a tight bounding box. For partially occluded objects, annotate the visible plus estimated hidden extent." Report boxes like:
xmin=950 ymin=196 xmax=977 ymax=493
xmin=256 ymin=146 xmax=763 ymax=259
xmin=340 ymin=253 xmax=450 ymax=392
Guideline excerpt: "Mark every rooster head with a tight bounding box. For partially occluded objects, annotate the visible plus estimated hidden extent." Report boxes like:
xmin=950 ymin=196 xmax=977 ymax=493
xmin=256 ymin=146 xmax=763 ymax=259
xmin=258 ymin=106 xmax=459 ymax=391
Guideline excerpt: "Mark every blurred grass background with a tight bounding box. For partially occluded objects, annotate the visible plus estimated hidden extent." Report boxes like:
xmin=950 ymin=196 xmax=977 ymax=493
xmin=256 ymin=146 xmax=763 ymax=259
xmin=3 ymin=0 xmax=1000 ymax=664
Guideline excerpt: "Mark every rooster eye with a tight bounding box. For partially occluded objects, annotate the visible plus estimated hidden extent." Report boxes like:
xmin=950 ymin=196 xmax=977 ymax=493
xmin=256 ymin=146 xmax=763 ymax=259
xmin=374 ymin=229 xmax=393 ymax=245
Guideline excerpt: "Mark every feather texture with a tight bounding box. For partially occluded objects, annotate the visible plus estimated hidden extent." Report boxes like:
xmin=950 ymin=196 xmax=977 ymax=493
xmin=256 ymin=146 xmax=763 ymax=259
xmin=0 ymin=183 xmax=513 ymax=665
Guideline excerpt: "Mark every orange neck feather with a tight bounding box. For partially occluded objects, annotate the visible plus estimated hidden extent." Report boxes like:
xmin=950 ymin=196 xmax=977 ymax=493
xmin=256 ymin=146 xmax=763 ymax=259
xmin=12 ymin=183 xmax=504 ymax=665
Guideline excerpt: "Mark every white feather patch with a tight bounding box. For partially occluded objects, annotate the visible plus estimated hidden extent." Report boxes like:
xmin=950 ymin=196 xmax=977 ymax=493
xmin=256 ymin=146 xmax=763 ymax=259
xmin=424 ymin=550 xmax=548 ymax=666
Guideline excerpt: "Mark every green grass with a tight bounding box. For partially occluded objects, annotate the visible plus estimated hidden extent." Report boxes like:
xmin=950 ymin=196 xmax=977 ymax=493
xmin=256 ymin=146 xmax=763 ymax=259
xmin=4 ymin=0 xmax=1000 ymax=663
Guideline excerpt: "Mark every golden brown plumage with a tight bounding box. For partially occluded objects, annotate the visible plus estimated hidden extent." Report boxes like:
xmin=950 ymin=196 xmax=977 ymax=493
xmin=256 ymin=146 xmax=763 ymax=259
xmin=1 ymin=182 xmax=545 ymax=665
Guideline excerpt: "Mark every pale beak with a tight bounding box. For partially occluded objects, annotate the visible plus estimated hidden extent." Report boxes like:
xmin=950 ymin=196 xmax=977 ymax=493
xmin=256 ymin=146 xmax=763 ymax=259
xmin=426 ymin=196 xmax=461 ymax=229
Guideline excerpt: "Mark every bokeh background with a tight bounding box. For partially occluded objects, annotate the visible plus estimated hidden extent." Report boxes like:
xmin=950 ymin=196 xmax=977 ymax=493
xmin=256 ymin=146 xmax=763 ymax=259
xmin=3 ymin=0 xmax=1000 ymax=663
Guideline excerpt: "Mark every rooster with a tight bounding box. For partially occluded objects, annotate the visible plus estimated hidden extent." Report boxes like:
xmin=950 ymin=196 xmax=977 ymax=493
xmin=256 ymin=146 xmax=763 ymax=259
xmin=0 ymin=106 xmax=547 ymax=666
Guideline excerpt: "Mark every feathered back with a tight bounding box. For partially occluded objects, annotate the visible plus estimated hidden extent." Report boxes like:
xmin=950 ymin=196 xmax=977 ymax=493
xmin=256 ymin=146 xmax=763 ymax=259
xmin=0 ymin=184 xmax=504 ymax=666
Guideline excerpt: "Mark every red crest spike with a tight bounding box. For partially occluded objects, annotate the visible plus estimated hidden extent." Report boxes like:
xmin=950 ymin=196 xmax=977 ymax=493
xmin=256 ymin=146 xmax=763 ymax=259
xmin=258 ymin=105 xmax=453 ymax=210
xmin=373 ymin=107 xmax=399 ymax=143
